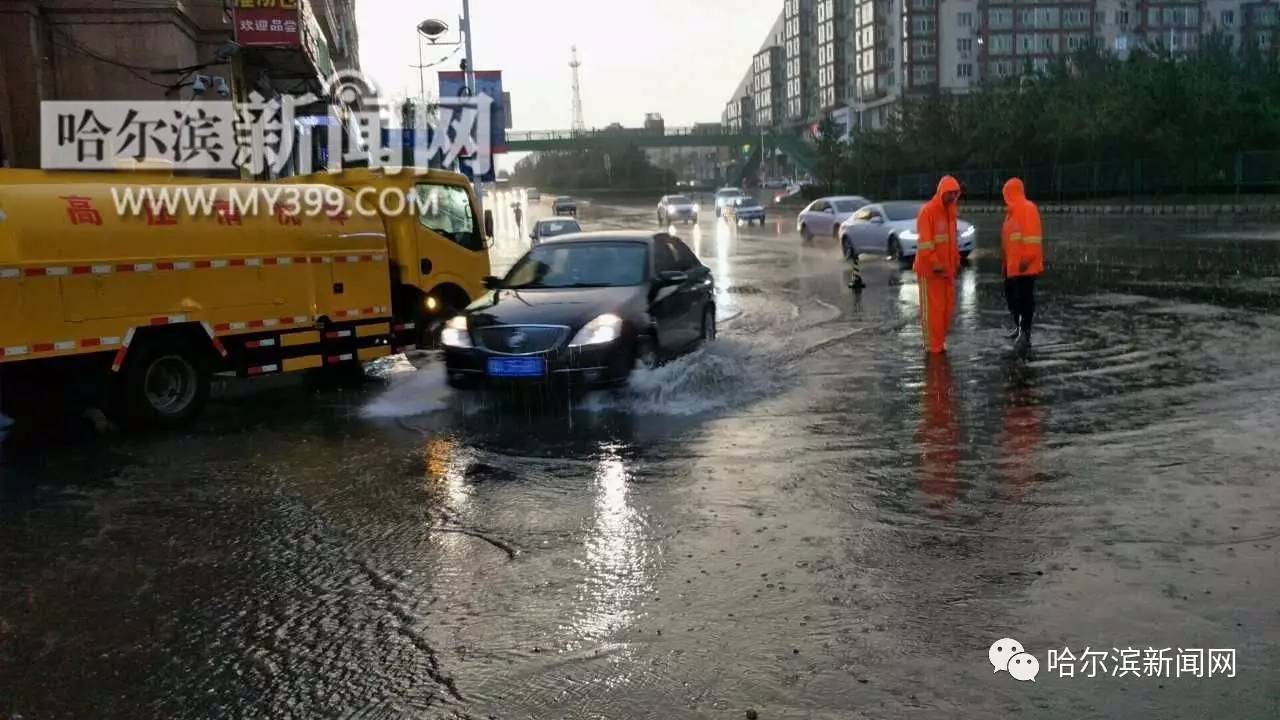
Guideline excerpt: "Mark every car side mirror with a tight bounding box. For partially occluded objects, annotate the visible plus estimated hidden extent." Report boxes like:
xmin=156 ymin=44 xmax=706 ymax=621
xmin=656 ymin=270 xmax=688 ymax=286
xmin=482 ymin=275 xmax=502 ymax=290
xmin=484 ymin=209 xmax=495 ymax=238
xmin=823 ymin=207 xmax=834 ymax=214
xmin=870 ymin=216 xmax=884 ymax=224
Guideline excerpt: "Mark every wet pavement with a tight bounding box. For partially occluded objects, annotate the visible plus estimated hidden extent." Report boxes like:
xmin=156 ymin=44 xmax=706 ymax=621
xmin=3 ymin=194 xmax=1280 ymax=719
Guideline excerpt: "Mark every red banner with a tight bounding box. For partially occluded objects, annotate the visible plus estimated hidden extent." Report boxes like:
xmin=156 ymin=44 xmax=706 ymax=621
xmin=233 ymin=0 xmax=301 ymax=48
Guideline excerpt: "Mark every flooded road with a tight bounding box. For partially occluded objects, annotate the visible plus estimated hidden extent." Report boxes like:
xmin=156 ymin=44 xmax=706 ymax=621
xmin=3 ymin=195 xmax=1280 ymax=719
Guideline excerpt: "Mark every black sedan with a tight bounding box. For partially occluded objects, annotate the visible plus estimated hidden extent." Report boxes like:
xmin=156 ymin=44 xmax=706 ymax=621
xmin=442 ymin=231 xmax=716 ymax=389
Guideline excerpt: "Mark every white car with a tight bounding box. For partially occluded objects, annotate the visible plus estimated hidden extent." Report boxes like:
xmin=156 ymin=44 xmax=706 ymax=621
xmin=713 ymin=187 xmax=747 ymax=217
xmin=838 ymin=201 xmax=976 ymax=269
xmin=526 ymin=187 xmax=541 ymax=202
xmin=529 ymin=217 xmax=581 ymax=245
xmin=657 ymin=194 xmax=699 ymax=224
xmin=796 ymin=195 xmax=871 ymax=241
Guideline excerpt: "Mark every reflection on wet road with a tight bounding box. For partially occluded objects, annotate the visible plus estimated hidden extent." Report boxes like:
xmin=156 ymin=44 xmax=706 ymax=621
xmin=3 ymin=195 xmax=1280 ymax=719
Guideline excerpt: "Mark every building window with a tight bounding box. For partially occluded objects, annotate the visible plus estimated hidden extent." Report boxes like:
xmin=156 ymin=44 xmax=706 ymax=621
xmin=1067 ymin=34 xmax=1088 ymax=51
xmin=886 ymin=71 xmax=895 ymax=87
xmin=1018 ymin=34 xmax=1035 ymax=54
xmin=911 ymin=39 xmax=937 ymax=60
xmin=1115 ymin=10 xmax=1129 ymax=27
xmin=1114 ymin=36 xmax=1128 ymax=52
xmin=1037 ymin=7 xmax=1060 ymax=28
xmin=990 ymin=34 xmax=1013 ymax=54
xmin=1064 ymin=8 xmax=1089 ymax=28
xmin=989 ymin=8 xmax=1013 ymax=30
xmin=911 ymin=15 xmax=937 ymax=35
xmin=910 ymin=0 xmax=936 ymax=10
xmin=958 ymin=37 xmax=973 ymax=54
xmin=1221 ymin=9 xmax=1235 ymax=26
xmin=957 ymin=63 xmax=973 ymax=78
xmin=958 ymin=11 xmax=973 ymax=28
xmin=1018 ymin=8 xmax=1036 ymax=27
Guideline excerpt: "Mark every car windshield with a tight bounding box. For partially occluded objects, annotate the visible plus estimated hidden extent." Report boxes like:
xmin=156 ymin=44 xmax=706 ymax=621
xmin=734 ymin=196 xmax=759 ymax=206
xmin=832 ymin=198 xmax=864 ymax=212
xmin=667 ymin=195 xmax=692 ymax=204
xmin=536 ymin=220 xmax=580 ymax=237
xmin=883 ymin=201 xmax=923 ymax=221
xmin=502 ymin=242 xmax=648 ymax=289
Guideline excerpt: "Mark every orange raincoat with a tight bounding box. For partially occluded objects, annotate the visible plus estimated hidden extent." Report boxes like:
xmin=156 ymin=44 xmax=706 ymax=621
xmin=914 ymin=176 xmax=962 ymax=353
xmin=1001 ymin=178 xmax=1044 ymax=278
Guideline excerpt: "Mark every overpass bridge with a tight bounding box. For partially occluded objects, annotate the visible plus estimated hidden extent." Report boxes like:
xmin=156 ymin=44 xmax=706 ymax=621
xmin=505 ymin=126 xmax=819 ymax=184
xmin=505 ymin=125 xmax=768 ymax=151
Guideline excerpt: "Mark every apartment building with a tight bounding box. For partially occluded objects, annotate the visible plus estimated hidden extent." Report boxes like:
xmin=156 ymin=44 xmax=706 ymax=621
xmin=753 ymin=46 xmax=787 ymax=128
xmin=726 ymin=0 xmax=1278 ymax=136
xmin=784 ymin=0 xmax=815 ymax=122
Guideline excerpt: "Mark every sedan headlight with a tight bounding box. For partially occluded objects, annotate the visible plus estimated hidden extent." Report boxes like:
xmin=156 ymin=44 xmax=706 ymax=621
xmin=692 ymin=204 xmax=700 ymax=213
xmin=961 ymin=225 xmax=976 ymax=238
xmin=441 ymin=315 xmax=472 ymax=348
xmin=569 ymin=313 xmax=622 ymax=347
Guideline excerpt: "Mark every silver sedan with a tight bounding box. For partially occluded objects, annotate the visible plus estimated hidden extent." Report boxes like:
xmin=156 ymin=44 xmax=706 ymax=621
xmin=796 ymin=195 xmax=871 ymax=242
xmin=838 ymin=201 xmax=976 ymax=269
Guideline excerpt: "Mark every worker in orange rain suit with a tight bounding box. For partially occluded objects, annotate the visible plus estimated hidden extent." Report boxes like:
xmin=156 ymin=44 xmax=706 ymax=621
xmin=916 ymin=354 xmax=961 ymax=517
xmin=1001 ymin=178 xmax=1044 ymax=352
xmin=914 ymin=176 xmax=963 ymax=354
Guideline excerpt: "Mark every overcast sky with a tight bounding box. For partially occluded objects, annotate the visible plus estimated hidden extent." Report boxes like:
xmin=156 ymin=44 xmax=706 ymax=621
xmin=356 ymin=0 xmax=779 ymax=131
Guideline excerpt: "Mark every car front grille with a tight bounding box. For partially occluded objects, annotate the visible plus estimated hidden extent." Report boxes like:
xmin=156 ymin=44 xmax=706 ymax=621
xmin=474 ymin=325 xmax=568 ymax=354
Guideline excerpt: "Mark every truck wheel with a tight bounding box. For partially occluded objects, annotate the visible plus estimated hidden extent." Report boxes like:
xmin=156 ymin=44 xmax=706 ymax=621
xmin=121 ymin=337 xmax=210 ymax=427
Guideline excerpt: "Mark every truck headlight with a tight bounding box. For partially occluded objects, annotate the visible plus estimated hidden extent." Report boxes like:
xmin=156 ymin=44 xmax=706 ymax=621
xmin=441 ymin=315 xmax=472 ymax=348
xmin=569 ymin=313 xmax=622 ymax=347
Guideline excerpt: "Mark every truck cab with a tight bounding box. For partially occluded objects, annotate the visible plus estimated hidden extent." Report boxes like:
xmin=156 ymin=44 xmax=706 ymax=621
xmin=292 ymin=168 xmax=493 ymax=341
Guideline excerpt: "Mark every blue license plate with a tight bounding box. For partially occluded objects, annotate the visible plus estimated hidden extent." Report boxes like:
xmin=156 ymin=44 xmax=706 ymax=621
xmin=486 ymin=356 xmax=546 ymax=378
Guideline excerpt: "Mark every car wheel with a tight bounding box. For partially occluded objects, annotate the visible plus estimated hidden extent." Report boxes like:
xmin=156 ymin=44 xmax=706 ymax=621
xmin=701 ymin=305 xmax=717 ymax=343
xmin=833 ymin=226 xmax=841 ymax=242
xmin=889 ymin=236 xmax=913 ymax=270
xmin=636 ymin=334 xmax=659 ymax=370
xmin=842 ymin=236 xmax=854 ymax=260
xmin=800 ymin=223 xmax=812 ymax=242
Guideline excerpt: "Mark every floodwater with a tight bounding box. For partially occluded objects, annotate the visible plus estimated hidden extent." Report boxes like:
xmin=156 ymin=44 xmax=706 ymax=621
xmin=3 ymin=194 xmax=1279 ymax=719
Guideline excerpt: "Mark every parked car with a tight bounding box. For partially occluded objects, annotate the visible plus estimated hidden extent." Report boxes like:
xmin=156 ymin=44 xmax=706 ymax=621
xmin=526 ymin=187 xmax=541 ymax=202
xmin=552 ymin=196 xmax=578 ymax=216
xmin=796 ymin=195 xmax=871 ymax=242
xmin=657 ymin=194 xmax=699 ymax=225
xmin=838 ymin=201 xmax=977 ymax=269
xmin=529 ymin=217 xmax=581 ymax=245
xmin=724 ymin=194 xmax=766 ymax=225
xmin=442 ymin=231 xmax=716 ymax=389
xmin=713 ymin=187 xmax=746 ymax=217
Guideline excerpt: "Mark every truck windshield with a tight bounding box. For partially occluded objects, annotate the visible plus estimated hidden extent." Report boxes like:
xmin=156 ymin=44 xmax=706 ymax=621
xmin=416 ymin=184 xmax=480 ymax=251
xmin=503 ymin=242 xmax=648 ymax=289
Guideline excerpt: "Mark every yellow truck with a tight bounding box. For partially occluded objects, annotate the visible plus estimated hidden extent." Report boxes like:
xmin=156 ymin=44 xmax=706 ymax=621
xmin=0 ymin=167 xmax=492 ymax=426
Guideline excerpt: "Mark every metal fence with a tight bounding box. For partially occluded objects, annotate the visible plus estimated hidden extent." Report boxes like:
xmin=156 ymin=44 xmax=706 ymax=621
xmin=886 ymin=151 xmax=1280 ymax=201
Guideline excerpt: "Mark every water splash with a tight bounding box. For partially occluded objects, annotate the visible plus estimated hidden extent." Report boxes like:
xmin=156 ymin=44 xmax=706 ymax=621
xmin=360 ymin=358 xmax=453 ymax=418
xmin=582 ymin=337 xmax=787 ymax=416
